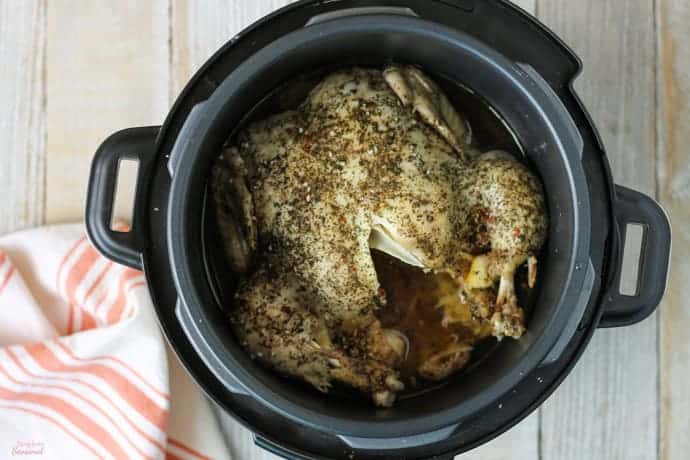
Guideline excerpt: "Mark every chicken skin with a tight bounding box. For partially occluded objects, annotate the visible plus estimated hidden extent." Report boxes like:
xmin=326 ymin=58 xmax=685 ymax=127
xmin=214 ymin=66 xmax=547 ymax=406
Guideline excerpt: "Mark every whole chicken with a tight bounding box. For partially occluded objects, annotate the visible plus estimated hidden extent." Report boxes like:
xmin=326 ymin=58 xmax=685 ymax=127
xmin=213 ymin=66 xmax=547 ymax=406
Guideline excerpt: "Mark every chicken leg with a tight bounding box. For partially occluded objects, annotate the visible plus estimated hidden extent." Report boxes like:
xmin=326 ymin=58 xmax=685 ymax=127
xmin=233 ymin=268 xmax=404 ymax=406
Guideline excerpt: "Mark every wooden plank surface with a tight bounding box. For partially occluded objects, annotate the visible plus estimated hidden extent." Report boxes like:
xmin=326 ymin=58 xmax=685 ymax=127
xmin=170 ymin=0 xmax=295 ymax=97
xmin=658 ymin=1 xmax=690 ymax=460
xmin=512 ymin=0 xmax=536 ymax=15
xmin=1 ymin=0 xmax=681 ymax=459
xmin=44 ymin=0 xmax=170 ymax=224
xmin=462 ymin=414 xmax=539 ymax=460
xmin=0 ymin=0 xmax=46 ymax=235
xmin=537 ymin=1 xmax=659 ymax=460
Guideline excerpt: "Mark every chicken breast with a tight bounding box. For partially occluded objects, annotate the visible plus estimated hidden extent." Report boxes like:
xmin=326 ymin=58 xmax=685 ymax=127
xmin=215 ymin=66 xmax=547 ymax=406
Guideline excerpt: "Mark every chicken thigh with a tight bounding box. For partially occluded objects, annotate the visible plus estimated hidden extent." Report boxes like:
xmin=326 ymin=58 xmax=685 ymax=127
xmin=215 ymin=66 xmax=547 ymax=406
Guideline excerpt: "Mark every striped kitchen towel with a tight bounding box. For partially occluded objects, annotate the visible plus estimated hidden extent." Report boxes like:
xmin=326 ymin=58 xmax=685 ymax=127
xmin=0 ymin=224 xmax=231 ymax=460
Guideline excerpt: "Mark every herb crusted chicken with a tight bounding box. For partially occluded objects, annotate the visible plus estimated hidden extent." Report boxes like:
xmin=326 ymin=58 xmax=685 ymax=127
xmin=212 ymin=66 xmax=547 ymax=406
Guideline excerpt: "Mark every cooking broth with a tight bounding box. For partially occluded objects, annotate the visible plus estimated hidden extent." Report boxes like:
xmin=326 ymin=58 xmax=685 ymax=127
xmin=372 ymin=250 xmax=498 ymax=389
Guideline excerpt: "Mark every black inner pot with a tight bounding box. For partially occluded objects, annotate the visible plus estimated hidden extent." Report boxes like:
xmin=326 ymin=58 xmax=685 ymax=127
xmin=167 ymin=15 xmax=590 ymax=438
xmin=204 ymin=65 xmax=542 ymax=398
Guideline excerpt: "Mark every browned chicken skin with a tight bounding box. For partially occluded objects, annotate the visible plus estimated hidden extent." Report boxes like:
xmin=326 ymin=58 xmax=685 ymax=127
xmin=215 ymin=66 xmax=547 ymax=406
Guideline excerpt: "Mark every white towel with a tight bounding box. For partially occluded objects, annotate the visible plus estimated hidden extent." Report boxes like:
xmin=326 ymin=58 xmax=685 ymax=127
xmin=0 ymin=224 xmax=231 ymax=460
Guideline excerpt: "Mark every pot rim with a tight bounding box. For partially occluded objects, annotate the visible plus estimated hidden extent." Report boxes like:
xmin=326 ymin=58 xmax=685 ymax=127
xmin=166 ymin=14 xmax=592 ymax=438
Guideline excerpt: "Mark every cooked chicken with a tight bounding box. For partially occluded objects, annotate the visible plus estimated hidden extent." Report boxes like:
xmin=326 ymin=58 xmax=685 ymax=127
xmin=215 ymin=66 xmax=547 ymax=406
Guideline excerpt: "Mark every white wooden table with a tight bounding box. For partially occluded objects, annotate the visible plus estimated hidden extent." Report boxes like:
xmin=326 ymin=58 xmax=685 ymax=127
xmin=1 ymin=1 xmax=687 ymax=459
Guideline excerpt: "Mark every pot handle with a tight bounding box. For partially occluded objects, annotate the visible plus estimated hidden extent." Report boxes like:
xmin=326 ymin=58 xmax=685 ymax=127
xmin=599 ymin=185 xmax=671 ymax=328
xmin=85 ymin=126 xmax=159 ymax=270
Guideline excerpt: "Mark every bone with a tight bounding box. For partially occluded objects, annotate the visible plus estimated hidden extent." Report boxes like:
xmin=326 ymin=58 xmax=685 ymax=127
xmin=492 ymin=273 xmax=525 ymax=339
xmin=373 ymin=390 xmax=396 ymax=407
xmin=527 ymin=255 xmax=538 ymax=289
xmin=383 ymin=328 xmax=410 ymax=362
xmin=496 ymin=273 xmax=515 ymax=309
xmin=386 ymin=375 xmax=405 ymax=392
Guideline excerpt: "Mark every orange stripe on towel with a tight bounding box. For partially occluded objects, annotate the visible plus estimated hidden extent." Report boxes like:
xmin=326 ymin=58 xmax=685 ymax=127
xmin=24 ymin=343 xmax=168 ymax=429
xmin=0 ymin=364 xmax=129 ymax=460
xmin=168 ymin=437 xmax=213 ymax=460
